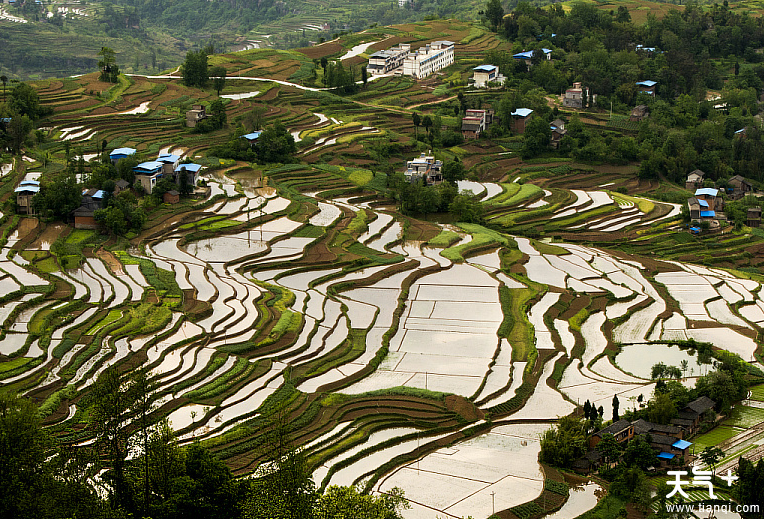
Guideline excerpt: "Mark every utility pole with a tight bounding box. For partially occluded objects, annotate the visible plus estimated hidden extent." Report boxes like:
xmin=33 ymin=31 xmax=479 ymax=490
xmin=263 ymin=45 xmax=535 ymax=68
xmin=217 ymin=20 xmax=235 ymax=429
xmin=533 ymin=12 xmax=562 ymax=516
xmin=491 ymin=491 xmax=495 ymax=515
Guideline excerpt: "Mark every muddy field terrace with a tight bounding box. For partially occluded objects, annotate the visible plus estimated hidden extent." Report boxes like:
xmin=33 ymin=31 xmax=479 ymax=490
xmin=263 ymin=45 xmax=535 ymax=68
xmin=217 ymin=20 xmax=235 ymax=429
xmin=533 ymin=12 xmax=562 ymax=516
xmin=2 ymin=19 xmax=764 ymax=519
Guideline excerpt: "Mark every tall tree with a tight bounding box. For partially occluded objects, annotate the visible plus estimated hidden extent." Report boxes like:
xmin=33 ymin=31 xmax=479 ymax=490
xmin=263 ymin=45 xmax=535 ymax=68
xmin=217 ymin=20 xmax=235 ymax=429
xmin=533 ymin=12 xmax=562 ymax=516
xmin=412 ymin=112 xmax=421 ymax=136
xmin=612 ymin=394 xmax=620 ymax=421
xmin=211 ymin=66 xmax=227 ymax=96
xmin=181 ymin=50 xmax=209 ymax=88
xmin=98 ymin=47 xmax=119 ymax=83
xmin=0 ymin=75 xmax=7 ymax=101
xmin=485 ymin=0 xmax=504 ymax=31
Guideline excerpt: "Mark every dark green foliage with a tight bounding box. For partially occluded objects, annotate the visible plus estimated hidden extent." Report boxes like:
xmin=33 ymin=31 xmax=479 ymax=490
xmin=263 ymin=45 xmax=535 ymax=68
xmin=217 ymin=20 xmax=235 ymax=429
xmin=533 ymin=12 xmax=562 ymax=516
xmin=32 ymin=170 xmax=81 ymax=220
xmin=211 ymin=66 xmax=227 ymax=96
xmin=181 ymin=49 xmax=209 ymax=88
xmin=94 ymin=190 xmax=146 ymax=235
xmin=194 ymin=99 xmax=227 ymax=133
xmin=485 ymin=0 xmax=503 ymax=31
xmin=98 ymin=47 xmax=120 ymax=83
xmin=539 ymin=415 xmax=587 ymax=467
xmin=735 ymin=458 xmax=764 ymax=517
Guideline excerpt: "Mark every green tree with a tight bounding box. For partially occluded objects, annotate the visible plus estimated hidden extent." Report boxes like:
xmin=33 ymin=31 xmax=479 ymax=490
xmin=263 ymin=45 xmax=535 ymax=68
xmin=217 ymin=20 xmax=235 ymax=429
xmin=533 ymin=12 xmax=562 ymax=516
xmin=412 ymin=112 xmax=421 ymax=136
xmin=211 ymin=66 xmax=227 ymax=96
xmin=646 ymin=392 xmax=677 ymax=425
xmin=181 ymin=49 xmax=209 ymax=88
xmin=98 ymin=47 xmax=119 ymax=83
xmin=0 ymin=75 xmax=7 ymax=101
xmin=441 ymin=158 xmax=465 ymax=184
xmin=256 ymin=123 xmax=296 ymax=164
xmin=596 ymin=433 xmax=622 ymax=465
xmin=449 ymin=193 xmax=484 ymax=223
xmin=699 ymin=446 xmax=724 ymax=476
xmin=32 ymin=170 xmax=81 ymax=219
xmin=89 ymin=366 xmax=137 ymax=514
xmin=521 ymin=116 xmax=551 ymax=159
xmin=485 ymin=0 xmax=504 ymax=31
xmin=539 ymin=415 xmax=587 ymax=467
xmin=422 ymin=115 xmax=433 ymax=134
xmin=612 ymin=394 xmax=620 ymax=421
xmin=316 ymin=486 xmax=410 ymax=519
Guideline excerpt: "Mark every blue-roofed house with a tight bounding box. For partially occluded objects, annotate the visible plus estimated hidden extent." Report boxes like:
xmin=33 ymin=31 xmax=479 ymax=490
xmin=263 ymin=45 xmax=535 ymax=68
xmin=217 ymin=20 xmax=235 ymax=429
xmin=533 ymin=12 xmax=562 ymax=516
xmin=636 ymin=80 xmax=657 ymax=96
xmin=242 ymin=131 xmax=263 ymax=146
xmin=156 ymin=153 xmax=180 ymax=175
xmin=109 ymin=147 xmax=137 ymax=165
xmin=512 ymin=48 xmax=552 ymax=68
xmin=511 ymin=108 xmax=533 ymax=134
xmin=15 ymin=180 xmax=40 ymax=215
xmin=133 ymin=161 xmax=164 ymax=194
xmin=695 ymin=187 xmax=719 ymax=212
xmin=470 ymin=65 xmax=506 ymax=88
xmin=174 ymin=163 xmax=202 ymax=187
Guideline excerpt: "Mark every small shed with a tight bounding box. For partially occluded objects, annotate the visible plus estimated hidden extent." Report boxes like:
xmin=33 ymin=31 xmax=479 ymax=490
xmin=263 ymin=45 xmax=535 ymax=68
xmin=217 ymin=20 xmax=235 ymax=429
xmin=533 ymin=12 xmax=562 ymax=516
xmin=729 ymin=175 xmax=753 ymax=196
xmin=114 ymin=179 xmax=130 ymax=195
xmin=163 ymin=190 xmax=180 ymax=204
xmin=630 ymin=105 xmax=649 ymax=122
xmin=748 ymin=207 xmax=761 ymax=227
xmin=242 ymin=131 xmax=263 ymax=146
xmin=685 ymin=169 xmax=705 ymax=190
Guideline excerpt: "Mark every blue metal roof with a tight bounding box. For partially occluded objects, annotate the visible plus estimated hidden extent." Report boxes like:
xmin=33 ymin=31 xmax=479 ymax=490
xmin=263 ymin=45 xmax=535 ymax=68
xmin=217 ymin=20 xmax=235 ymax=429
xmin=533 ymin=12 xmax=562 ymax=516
xmin=512 ymin=108 xmax=533 ymax=117
xmin=657 ymin=452 xmax=675 ymax=460
xmin=735 ymin=128 xmax=746 ymax=134
xmin=700 ymin=210 xmax=716 ymax=218
xmin=698 ymin=200 xmax=709 ymax=208
xmin=672 ymin=439 xmax=692 ymax=450
xmin=175 ymin=163 xmax=202 ymax=173
xmin=473 ymin=65 xmax=498 ymax=72
xmin=157 ymin=153 xmax=180 ymax=164
xmin=110 ymin=147 xmax=136 ymax=157
xmin=19 ymin=180 xmax=40 ymax=186
xmin=542 ymin=48 xmax=553 ymax=54
xmin=242 ymin=131 xmax=263 ymax=141
xmin=15 ymin=185 xmax=40 ymax=193
xmin=695 ymin=187 xmax=719 ymax=197
xmin=0 ymin=118 xmax=11 ymax=123
xmin=134 ymin=161 xmax=163 ymax=174
xmin=513 ymin=51 xmax=534 ymax=59
xmin=636 ymin=80 xmax=657 ymax=87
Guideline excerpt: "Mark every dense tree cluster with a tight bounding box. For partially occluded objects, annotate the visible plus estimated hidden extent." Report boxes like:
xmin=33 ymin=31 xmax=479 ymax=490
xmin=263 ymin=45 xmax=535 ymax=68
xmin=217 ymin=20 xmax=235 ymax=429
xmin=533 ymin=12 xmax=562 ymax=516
xmin=0 ymin=381 xmax=410 ymax=519
xmin=212 ymin=123 xmax=296 ymax=164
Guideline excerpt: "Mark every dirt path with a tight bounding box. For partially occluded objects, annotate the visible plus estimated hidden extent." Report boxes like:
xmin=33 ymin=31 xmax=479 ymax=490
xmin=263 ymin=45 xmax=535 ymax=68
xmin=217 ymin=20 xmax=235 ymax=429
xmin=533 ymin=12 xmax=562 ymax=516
xmin=407 ymin=95 xmax=456 ymax=110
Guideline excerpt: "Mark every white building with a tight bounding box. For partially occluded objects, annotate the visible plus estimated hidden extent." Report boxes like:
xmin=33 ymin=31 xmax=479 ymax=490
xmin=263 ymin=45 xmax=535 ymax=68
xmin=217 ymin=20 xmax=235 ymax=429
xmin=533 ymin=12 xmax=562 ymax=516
xmin=366 ymin=44 xmax=411 ymax=76
xmin=470 ymin=64 xmax=506 ymax=88
xmin=402 ymin=41 xmax=454 ymax=79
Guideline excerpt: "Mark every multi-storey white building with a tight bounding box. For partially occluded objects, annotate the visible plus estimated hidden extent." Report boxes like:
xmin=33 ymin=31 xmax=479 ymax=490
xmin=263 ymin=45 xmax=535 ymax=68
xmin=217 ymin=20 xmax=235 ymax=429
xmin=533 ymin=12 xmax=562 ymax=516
xmin=401 ymin=41 xmax=454 ymax=79
xmin=366 ymin=44 xmax=411 ymax=76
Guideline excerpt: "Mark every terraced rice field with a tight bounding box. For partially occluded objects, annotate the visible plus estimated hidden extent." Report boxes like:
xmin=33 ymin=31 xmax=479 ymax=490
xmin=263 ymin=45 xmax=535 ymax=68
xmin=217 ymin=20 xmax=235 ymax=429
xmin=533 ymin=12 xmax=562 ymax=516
xmin=2 ymin=163 xmax=764 ymax=517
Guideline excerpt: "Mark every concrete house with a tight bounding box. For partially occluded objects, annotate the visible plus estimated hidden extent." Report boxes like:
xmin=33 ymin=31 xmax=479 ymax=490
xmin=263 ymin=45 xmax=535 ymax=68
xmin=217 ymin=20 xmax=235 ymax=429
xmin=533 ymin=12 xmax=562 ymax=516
xmin=460 ymin=109 xmax=492 ymax=139
xmin=402 ymin=41 xmax=454 ymax=79
xmin=470 ymin=65 xmax=506 ymax=88
xmin=15 ymin=180 xmax=40 ymax=215
xmin=109 ymin=147 xmax=136 ymax=165
xmin=563 ymin=82 xmax=587 ymax=109
xmin=685 ymin=169 xmax=705 ymax=191
xmin=174 ymin=163 xmax=201 ymax=187
xmin=133 ymin=161 xmax=164 ymax=194
xmin=510 ymin=108 xmax=533 ymax=134
xmin=366 ymin=44 xmax=411 ymax=76
xmin=404 ymin=152 xmax=442 ymax=185
xmin=636 ymin=80 xmax=657 ymax=96
xmin=186 ymin=105 xmax=208 ymax=128
xmin=156 ymin=153 xmax=180 ymax=176
xmin=73 ymin=188 xmax=105 ymax=229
